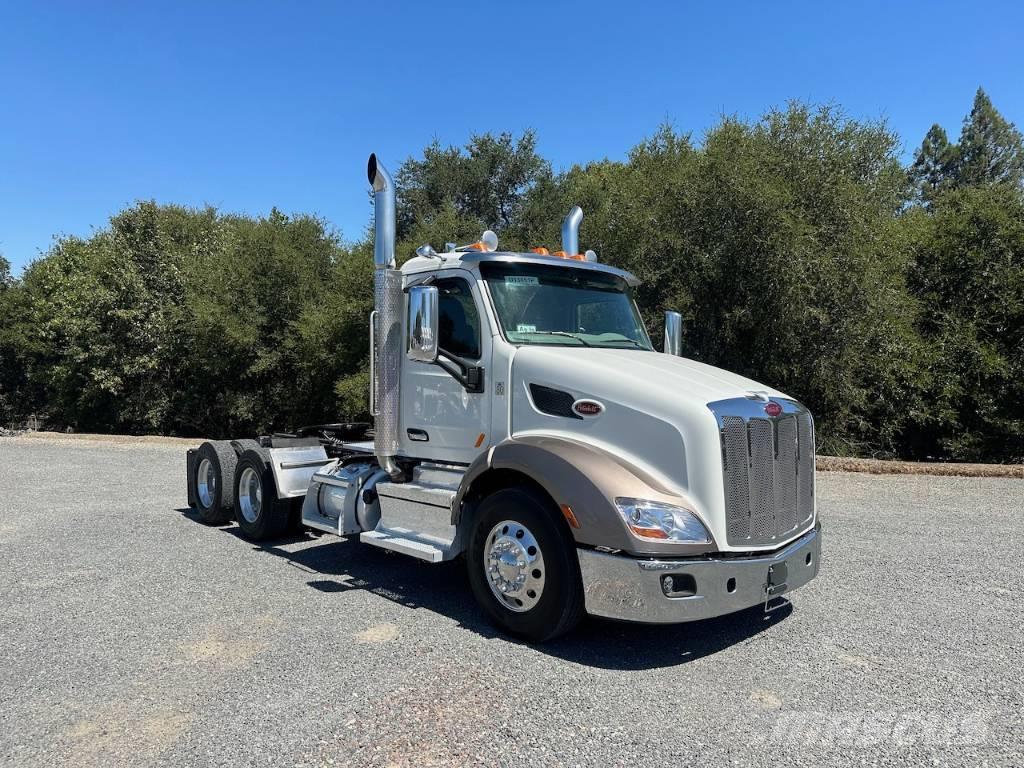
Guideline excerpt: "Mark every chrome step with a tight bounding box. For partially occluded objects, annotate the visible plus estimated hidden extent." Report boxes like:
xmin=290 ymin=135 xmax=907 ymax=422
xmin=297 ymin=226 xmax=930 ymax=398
xmin=359 ymin=528 xmax=451 ymax=563
xmin=374 ymin=480 xmax=458 ymax=552
xmin=365 ymin=466 xmax=467 ymax=560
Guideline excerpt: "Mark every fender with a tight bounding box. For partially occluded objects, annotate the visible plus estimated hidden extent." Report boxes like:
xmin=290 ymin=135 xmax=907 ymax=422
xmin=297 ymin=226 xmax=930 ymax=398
xmin=453 ymin=434 xmax=718 ymax=557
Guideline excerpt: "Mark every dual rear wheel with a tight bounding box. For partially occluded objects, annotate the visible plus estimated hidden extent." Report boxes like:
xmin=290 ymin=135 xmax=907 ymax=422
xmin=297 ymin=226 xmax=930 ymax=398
xmin=191 ymin=441 xmax=291 ymax=539
xmin=232 ymin=449 xmax=291 ymax=540
xmin=192 ymin=441 xmax=239 ymax=525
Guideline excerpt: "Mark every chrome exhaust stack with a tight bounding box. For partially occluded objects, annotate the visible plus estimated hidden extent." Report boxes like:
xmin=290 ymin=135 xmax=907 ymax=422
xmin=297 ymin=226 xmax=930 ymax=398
xmin=368 ymin=154 xmax=396 ymax=270
xmin=561 ymin=205 xmax=583 ymax=256
xmin=367 ymin=154 xmax=403 ymax=480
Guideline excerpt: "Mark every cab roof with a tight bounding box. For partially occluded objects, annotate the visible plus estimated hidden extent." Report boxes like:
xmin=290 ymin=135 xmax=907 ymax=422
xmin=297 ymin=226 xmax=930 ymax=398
xmin=400 ymin=250 xmax=640 ymax=287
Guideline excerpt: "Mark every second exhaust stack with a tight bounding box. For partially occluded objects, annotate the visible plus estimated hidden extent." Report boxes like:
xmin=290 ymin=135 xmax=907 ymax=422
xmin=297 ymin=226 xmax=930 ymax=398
xmin=561 ymin=205 xmax=583 ymax=256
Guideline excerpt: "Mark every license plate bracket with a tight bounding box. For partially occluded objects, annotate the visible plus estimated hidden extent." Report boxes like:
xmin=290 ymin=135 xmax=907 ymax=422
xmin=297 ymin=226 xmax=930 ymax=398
xmin=763 ymin=562 xmax=790 ymax=613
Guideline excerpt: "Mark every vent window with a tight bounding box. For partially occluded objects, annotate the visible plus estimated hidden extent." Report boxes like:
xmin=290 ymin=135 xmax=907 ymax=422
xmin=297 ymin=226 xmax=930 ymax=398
xmin=529 ymin=384 xmax=582 ymax=420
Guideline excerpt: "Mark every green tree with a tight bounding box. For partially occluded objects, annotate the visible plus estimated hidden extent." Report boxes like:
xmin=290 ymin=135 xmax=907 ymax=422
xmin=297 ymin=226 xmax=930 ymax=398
xmin=176 ymin=208 xmax=353 ymax=435
xmin=957 ymin=88 xmax=1024 ymax=188
xmin=10 ymin=223 xmax=182 ymax=433
xmin=4 ymin=204 xmax=360 ymax=436
xmin=906 ymin=184 xmax=1024 ymax=461
xmin=395 ymin=131 xmax=551 ymax=247
xmin=547 ymin=108 xmax=922 ymax=456
xmin=903 ymin=89 xmax=1024 ymax=460
xmin=0 ymin=254 xmax=25 ymax=424
xmin=4 ymin=103 xmax=1023 ymax=462
xmin=910 ymin=124 xmax=959 ymax=202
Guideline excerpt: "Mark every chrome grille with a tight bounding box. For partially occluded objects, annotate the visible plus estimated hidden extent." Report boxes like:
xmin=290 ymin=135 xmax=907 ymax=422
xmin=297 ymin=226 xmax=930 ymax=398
xmin=710 ymin=397 xmax=815 ymax=547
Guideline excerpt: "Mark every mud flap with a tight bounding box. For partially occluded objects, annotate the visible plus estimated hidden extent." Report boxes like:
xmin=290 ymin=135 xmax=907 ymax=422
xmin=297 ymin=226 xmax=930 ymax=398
xmin=186 ymin=448 xmax=198 ymax=508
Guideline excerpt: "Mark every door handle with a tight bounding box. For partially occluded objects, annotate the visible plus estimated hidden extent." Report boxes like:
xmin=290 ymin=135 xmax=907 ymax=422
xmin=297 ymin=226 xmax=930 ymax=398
xmin=407 ymin=428 xmax=429 ymax=442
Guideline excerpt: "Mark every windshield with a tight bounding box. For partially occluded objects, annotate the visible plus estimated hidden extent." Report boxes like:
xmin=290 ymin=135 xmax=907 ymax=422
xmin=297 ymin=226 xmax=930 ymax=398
xmin=481 ymin=262 xmax=653 ymax=349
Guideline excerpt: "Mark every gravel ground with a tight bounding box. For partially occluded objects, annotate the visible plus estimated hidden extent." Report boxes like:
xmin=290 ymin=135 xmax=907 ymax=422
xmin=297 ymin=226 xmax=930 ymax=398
xmin=1 ymin=436 xmax=1021 ymax=767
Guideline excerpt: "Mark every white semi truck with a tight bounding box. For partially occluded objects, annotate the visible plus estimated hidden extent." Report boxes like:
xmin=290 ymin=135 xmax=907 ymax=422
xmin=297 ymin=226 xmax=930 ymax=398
xmin=186 ymin=154 xmax=821 ymax=641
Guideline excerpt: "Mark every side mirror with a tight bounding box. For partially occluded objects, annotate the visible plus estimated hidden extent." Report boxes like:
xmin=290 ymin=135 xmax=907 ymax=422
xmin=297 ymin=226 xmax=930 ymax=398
xmin=407 ymin=285 xmax=439 ymax=363
xmin=663 ymin=311 xmax=683 ymax=356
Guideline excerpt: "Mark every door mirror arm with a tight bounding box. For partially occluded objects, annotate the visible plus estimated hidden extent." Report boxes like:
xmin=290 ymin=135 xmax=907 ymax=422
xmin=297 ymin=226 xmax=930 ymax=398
xmin=437 ymin=348 xmax=485 ymax=394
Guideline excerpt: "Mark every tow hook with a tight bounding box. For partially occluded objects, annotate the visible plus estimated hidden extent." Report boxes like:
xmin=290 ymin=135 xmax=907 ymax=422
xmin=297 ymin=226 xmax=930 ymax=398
xmin=764 ymin=563 xmax=791 ymax=614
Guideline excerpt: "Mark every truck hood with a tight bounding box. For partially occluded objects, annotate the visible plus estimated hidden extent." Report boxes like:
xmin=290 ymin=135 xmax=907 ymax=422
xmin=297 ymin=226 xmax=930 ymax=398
xmin=512 ymin=346 xmax=788 ymax=407
xmin=509 ymin=346 xmax=794 ymax=545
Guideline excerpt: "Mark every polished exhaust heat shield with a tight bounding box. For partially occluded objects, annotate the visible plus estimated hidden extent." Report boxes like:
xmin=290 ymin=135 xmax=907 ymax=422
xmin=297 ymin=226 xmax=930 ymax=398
xmin=368 ymin=154 xmax=403 ymax=479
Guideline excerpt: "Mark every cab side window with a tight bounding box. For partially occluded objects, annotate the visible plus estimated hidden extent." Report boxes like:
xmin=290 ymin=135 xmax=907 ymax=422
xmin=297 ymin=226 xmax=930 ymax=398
xmin=435 ymin=278 xmax=481 ymax=360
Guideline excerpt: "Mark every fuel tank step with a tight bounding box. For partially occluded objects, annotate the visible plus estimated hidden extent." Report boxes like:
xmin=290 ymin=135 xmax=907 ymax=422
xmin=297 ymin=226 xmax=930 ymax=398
xmin=359 ymin=528 xmax=448 ymax=563
xmin=375 ymin=480 xmax=457 ymax=510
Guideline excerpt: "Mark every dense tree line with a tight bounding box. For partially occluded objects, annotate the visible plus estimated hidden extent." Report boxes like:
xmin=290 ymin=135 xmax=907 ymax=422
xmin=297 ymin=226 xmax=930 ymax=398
xmin=0 ymin=89 xmax=1021 ymax=462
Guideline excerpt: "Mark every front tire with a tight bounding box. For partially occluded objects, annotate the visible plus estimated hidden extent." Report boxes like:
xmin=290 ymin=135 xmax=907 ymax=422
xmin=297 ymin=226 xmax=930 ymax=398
xmin=233 ymin=449 xmax=290 ymax=541
xmin=467 ymin=487 xmax=584 ymax=642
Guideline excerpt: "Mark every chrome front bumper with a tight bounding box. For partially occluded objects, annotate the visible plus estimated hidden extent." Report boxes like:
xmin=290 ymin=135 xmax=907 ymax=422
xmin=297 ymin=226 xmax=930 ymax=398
xmin=577 ymin=526 xmax=820 ymax=623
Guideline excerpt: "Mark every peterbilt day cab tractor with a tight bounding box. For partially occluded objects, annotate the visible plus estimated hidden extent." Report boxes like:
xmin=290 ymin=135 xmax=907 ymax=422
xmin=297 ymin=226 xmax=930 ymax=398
xmin=186 ymin=154 xmax=821 ymax=642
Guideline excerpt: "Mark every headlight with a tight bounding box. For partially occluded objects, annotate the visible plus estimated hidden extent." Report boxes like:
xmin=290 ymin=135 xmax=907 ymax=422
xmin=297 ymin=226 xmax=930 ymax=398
xmin=614 ymin=498 xmax=711 ymax=543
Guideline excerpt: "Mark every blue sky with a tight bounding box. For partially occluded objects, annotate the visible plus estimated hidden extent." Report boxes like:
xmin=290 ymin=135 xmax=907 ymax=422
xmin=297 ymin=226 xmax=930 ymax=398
xmin=1 ymin=1 xmax=1022 ymax=273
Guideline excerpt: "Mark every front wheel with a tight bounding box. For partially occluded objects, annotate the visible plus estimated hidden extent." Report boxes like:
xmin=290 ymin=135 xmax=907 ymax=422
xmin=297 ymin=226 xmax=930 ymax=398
xmin=467 ymin=487 xmax=584 ymax=642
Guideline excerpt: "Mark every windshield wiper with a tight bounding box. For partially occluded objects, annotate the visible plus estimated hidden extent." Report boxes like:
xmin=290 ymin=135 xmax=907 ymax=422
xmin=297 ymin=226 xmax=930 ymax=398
xmin=600 ymin=337 xmax=647 ymax=349
xmin=526 ymin=330 xmax=594 ymax=347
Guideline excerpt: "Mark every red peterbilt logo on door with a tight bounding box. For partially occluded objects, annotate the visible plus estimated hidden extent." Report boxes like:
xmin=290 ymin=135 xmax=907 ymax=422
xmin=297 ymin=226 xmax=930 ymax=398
xmin=764 ymin=401 xmax=783 ymax=417
xmin=573 ymin=399 xmax=604 ymax=417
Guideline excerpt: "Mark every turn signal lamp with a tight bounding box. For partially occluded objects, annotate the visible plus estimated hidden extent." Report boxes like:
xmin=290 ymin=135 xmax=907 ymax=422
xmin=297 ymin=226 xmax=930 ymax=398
xmin=530 ymin=246 xmax=592 ymax=261
xmin=560 ymin=504 xmax=581 ymax=530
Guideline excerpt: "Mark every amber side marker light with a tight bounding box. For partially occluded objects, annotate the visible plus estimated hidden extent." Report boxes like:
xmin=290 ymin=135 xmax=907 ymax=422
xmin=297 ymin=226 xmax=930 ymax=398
xmin=560 ymin=504 xmax=581 ymax=529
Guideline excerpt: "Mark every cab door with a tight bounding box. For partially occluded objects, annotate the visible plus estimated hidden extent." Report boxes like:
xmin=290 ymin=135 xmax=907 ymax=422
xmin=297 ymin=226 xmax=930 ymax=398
xmin=400 ymin=271 xmax=491 ymax=464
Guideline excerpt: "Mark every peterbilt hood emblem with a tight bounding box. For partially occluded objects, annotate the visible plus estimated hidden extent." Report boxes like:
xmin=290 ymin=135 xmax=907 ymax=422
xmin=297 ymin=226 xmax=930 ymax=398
xmin=572 ymin=399 xmax=604 ymax=417
xmin=764 ymin=401 xmax=783 ymax=417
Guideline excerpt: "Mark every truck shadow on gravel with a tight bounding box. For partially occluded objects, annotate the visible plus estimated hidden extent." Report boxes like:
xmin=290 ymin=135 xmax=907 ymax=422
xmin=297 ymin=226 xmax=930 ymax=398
xmin=180 ymin=509 xmax=792 ymax=670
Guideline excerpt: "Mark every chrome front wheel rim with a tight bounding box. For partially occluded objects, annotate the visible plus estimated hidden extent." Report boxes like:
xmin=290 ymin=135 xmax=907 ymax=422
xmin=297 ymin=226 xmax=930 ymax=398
xmin=483 ymin=520 xmax=545 ymax=613
xmin=238 ymin=467 xmax=262 ymax=523
xmin=196 ymin=458 xmax=216 ymax=509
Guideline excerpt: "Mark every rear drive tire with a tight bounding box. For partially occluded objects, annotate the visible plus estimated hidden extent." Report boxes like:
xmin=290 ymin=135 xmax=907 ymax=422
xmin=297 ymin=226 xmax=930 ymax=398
xmin=467 ymin=487 xmax=585 ymax=642
xmin=233 ymin=449 xmax=290 ymax=541
xmin=193 ymin=441 xmax=238 ymax=525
